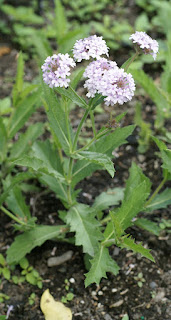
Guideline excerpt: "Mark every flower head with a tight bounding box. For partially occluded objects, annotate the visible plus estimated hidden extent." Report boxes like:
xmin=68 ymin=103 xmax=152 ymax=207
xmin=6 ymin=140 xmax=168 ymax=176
xmin=129 ymin=31 xmax=159 ymax=60
xmin=41 ymin=53 xmax=76 ymax=88
xmin=73 ymin=35 xmax=109 ymax=62
xmin=84 ymin=58 xmax=135 ymax=105
xmin=83 ymin=58 xmax=118 ymax=98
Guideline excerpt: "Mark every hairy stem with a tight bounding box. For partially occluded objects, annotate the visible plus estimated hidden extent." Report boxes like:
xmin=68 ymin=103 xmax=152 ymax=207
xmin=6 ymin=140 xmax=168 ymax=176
xmin=1 ymin=206 xmax=26 ymax=226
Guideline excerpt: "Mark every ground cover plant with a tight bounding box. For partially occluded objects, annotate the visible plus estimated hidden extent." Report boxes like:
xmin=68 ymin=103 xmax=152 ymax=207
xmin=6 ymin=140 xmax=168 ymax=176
xmin=0 ymin=1 xmax=171 ymax=319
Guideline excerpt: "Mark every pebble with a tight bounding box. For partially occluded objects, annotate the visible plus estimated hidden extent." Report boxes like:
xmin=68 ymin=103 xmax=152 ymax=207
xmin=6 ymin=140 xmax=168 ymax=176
xmin=111 ymin=288 xmax=117 ymax=293
xmin=104 ymin=314 xmax=113 ymax=320
xmin=150 ymin=281 xmax=157 ymax=289
xmin=110 ymin=299 xmax=124 ymax=308
xmin=98 ymin=290 xmax=103 ymax=296
xmin=69 ymin=277 xmax=75 ymax=283
xmin=47 ymin=250 xmax=73 ymax=267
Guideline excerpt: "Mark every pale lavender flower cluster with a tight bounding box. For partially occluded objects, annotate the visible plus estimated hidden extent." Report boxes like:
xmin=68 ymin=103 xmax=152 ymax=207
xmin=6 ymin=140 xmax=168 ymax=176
xmin=73 ymin=35 xmax=109 ymax=62
xmin=129 ymin=31 xmax=159 ymax=60
xmin=84 ymin=59 xmax=135 ymax=105
xmin=41 ymin=53 xmax=75 ymax=88
xmin=83 ymin=58 xmax=117 ymax=98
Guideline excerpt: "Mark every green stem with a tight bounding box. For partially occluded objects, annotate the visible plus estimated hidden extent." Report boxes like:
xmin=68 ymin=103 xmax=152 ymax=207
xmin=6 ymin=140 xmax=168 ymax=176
xmin=64 ymin=98 xmax=72 ymax=149
xmin=90 ymin=110 xmax=96 ymax=137
xmin=124 ymin=50 xmax=139 ymax=72
xmin=0 ymin=206 xmax=26 ymax=226
xmin=75 ymin=128 xmax=110 ymax=153
xmin=72 ymin=105 xmax=92 ymax=151
xmin=145 ymin=177 xmax=167 ymax=208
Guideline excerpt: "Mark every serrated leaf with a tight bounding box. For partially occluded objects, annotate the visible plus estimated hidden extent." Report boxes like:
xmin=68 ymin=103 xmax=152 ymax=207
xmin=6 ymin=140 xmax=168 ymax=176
xmin=6 ymin=225 xmax=66 ymax=264
xmin=135 ymin=218 xmax=160 ymax=236
xmin=0 ymin=172 xmax=34 ymax=207
xmin=42 ymin=81 xmax=73 ymax=154
xmin=151 ymin=136 xmax=167 ymax=151
xmin=85 ymin=246 xmax=119 ymax=287
xmin=124 ymin=162 xmax=151 ymax=201
xmin=72 ymin=125 xmax=135 ymax=187
xmin=92 ymin=188 xmax=124 ymax=212
xmin=13 ymin=155 xmax=66 ymax=183
xmin=145 ymin=188 xmax=171 ymax=212
xmin=10 ymin=122 xmax=44 ymax=160
xmin=113 ymin=163 xmax=151 ymax=232
xmin=73 ymin=151 xmax=115 ymax=177
xmin=66 ymin=204 xmax=103 ymax=256
xmin=8 ymin=88 xmax=41 ymax=139
xmin=119 ymin=236 xmax=155 ymax=262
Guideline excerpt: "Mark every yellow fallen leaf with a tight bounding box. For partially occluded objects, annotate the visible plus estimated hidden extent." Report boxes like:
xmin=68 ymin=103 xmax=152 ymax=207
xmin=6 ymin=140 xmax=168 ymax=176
xmin=40 ymin=289 xmax=72 ymax=320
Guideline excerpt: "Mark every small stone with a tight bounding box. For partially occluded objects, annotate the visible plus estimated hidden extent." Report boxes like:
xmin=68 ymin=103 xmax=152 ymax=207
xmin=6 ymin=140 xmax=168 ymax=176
xmin=110 ymin=299 xmax=124 ymax=308
xmin=98 ymin=290 xmax=103 ymax=296
xmin=138 ymin=155 xmax=145 ymax=162
xmin=104 ymin=314 xmax=113 ymax=320
xmin=69 ymin=277 xmax=75 ymax=284
xmin=91 ymin=291 xmax=97 ymax=296
xmin=111 ymin=288 xmax=117 ymax=293
xmin=150 ymin=281 xmax=157 ymax=289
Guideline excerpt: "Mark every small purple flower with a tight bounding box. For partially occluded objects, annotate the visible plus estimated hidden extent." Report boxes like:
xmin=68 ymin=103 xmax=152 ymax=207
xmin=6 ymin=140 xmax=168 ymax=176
xmin=99 ymin=68 xmax=136 ymax=106
xmin=129 ymin=31 xmax=159 ymax=60
xmin=83 ymin=58 xmax=118 ymax=98
xmin=41 ymin=53 xmax=76 ymax=88
xmin=73 ymin=35 xmax=109 ymax=62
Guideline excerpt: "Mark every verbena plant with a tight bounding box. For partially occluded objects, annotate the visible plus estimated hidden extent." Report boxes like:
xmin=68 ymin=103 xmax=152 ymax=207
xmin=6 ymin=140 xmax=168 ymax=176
xmin=3 ymin=32 xmax=171 ymax=286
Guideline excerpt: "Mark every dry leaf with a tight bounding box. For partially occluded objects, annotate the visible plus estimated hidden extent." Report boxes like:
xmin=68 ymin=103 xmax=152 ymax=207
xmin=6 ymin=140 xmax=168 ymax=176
xmin=40 ymin=289 xmax=72 ymax=320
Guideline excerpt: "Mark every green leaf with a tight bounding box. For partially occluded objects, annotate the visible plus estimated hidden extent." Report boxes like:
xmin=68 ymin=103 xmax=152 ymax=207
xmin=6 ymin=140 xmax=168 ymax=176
xmin=135 ymin=218 xmax=160 ymax=236
xmin=119 ymin=236 xmax=155 ymax=262
xmin=8 ymin=88 xmax=42 ymax=139
xmin=13 ymin=155 xmax=66 ymax=183
xmin=19 ymin=257 xmax=29 ymax=269
xmin=152 ymin=136 xmax=167 ymax=151
xmin=113 ymin=163 xmax=151 ymax=232
xmin=2 ymin=267 xmax=10 ymax=280
xmin=12 ymin=51 xmax=24 ymax=107
xmin=56 ymin=87 xmax=88 ymax=109
xmin=9 ymin=122 xmax=44 ymax=160
xmin=26 ymin=272 xmax=37 ymax=285
xmin=85 ymin=246 xmax=119 ymax=287
xmin=124 ymin=162 xmax=151 ymax=201
xmin=54 ymin=0 xmax=67 ymax=41
xmin=131 ymin=69 xmax=170 ymax=128
xmin=161 ymin=149 xmax=171 ymax=173
xmin=145 ymin=188 xmax=171 ymax=212
xmin=31 ymin=140 xmax=63 ymax=174
xmin=0 ymin=254 xmax=5 ymax=267
xmin=66 ymin=204 xmax=103 ymax=256
xmin=0 ymin=97 xmax=12 ymax=115
xmin=5 ymin=184 xmax=31 ymax=219
xmin=72 ymin=125 xmax=135 ymax=186
xmin=0 ymin=118 xmax=7 ymax=162
xmin=0 ymin=172 xmax=34 ymax=207
xmin=6 ymin=225 xmax=66 ymax=264
xmin=73 ymin=151 xmax=115 ymax=177
xmin=42 ymin=81 xmax=73 ymax=154
xmin=92 ymin=188 xmax=124 ymax=212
